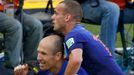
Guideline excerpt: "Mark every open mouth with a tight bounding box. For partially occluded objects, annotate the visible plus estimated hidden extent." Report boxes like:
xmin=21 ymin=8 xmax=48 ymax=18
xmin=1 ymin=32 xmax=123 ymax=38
xmin=39 ymin=63 xmax=45 ymax=67
xmin=39 ymin=63 xmax=46 ymax=69
xmin=38 ymin=61 xmax=46 ymax=66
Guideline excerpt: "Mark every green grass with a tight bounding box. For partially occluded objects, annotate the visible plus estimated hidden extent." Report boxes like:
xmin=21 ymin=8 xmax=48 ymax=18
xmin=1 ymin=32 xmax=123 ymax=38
xmin=0 ymin=23 xmax=133 ymax=48
xmin=83 ymin=23 xmax=134 ymax=48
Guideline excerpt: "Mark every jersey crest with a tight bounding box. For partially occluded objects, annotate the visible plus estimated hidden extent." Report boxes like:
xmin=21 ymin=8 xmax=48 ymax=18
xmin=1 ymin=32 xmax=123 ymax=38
xmin=65 ymin=38 xmax=75 ymax=49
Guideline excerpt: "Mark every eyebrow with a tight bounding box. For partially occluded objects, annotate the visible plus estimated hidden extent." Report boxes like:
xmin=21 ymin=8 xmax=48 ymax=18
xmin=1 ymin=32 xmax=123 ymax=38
xmin=37 ymin=50 xmax=47 ymax=55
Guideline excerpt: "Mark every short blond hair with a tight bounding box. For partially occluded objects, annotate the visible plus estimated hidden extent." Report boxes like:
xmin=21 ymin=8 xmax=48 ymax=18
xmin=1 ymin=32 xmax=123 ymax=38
xmin=60 ymin=0 xmax=83 ymax=21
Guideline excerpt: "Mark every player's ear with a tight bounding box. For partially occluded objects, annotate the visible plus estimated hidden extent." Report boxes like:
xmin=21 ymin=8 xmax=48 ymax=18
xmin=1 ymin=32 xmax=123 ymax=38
xmin=64 ymin=14 xmax=71 ymax=22
xmin=55 ymin=52 xmax=63 ymax=60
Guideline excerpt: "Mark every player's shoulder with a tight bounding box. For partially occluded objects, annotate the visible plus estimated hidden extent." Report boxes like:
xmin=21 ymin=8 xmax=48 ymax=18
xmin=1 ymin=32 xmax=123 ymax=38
xmin=66 ymin=25 xmax=86 ymax=36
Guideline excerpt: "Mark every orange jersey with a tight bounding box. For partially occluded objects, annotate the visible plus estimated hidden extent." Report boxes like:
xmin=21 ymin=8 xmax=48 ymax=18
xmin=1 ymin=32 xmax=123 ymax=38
xmin=110 ymin=0 xmax=126 ymax=10
xmin=0 ymin=0 xmax=4 ymax=11
xmin=0 ymin=4 xmax=4 ymax=11
xmin=0 ymin=0 xmax=18 ymax=11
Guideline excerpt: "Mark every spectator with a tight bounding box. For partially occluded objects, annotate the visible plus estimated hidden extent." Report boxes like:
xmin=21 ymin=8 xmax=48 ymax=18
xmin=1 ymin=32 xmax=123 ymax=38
xmin=0 ymin=0 xmax=43 ymax=74
xmin=0 ymin=12 xmax=22 ymax=68
xmin=14 ymin=0 xmax=43 ymax=63
xmin=109 ymin=0 xmax=126 ymax=33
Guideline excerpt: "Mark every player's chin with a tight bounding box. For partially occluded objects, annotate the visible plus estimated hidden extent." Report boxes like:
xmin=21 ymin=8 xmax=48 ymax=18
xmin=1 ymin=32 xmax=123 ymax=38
xmin=53 ymin=26 xmax=59 ymax=31
xmin=39 ymin=65 xmax=47 ymax=70
xmin=39 ymin=62 xmax=46 ymax=69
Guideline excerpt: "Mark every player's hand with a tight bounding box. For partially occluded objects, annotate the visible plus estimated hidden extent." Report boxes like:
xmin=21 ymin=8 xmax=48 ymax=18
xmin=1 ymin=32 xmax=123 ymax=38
xmin=14 ymin=64 xmax=28 ymax=75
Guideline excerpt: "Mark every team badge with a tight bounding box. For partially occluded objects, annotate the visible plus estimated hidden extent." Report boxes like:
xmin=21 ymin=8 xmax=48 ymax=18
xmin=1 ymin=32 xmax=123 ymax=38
xmin=66 ymin=38 xmax=75 ymax=49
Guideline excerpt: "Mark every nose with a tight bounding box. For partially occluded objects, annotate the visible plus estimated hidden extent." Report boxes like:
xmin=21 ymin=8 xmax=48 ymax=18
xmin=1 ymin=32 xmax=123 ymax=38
xmin=37 ymin=53 xmax=42 ymax=61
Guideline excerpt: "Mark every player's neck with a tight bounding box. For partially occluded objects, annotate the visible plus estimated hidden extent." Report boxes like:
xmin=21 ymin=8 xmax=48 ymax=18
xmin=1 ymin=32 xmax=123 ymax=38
xmin=50 ymin=59 xmax=64 ymax=75
xmin=64 ymin=21 xmax=77 ymax=35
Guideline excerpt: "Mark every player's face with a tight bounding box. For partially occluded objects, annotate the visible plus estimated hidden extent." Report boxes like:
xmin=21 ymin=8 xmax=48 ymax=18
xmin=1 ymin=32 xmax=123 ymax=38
xmin=52 ymin=3 xmax=66 ymax=32
xmin=37 ymin=43 xmax=57 ymax=70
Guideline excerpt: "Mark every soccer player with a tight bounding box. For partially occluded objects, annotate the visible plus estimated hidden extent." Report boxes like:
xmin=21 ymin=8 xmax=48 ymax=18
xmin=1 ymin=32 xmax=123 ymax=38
xmin=14 ymin=34 xmax=88 ymax=75
xmin=51 ymin=0 xmax=124 ymax=75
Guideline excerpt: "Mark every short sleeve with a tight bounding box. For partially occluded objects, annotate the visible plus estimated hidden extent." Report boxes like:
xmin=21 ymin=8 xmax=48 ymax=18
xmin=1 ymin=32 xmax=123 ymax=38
xmin=65 ymin=33 xmax=85 ymax=54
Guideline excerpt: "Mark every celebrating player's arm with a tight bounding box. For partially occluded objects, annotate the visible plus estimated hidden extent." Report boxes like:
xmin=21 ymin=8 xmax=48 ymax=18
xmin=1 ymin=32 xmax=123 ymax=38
xmin=64 ymin=48 xmax=83 ymax=75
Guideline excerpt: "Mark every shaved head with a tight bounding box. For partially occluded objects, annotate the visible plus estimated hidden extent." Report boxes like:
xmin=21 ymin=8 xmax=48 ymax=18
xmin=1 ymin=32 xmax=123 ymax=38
xmin=39 ymin=34 xmax=64 ymax=54
xmin=37 ymin=34 xmax=64 ymax=71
